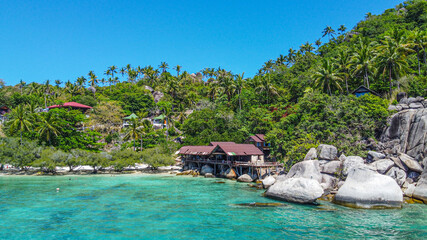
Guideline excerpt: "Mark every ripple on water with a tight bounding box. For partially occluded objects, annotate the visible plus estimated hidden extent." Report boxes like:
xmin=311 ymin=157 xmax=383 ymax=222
xmin=0 ymin=175 xmax=426 ymax=239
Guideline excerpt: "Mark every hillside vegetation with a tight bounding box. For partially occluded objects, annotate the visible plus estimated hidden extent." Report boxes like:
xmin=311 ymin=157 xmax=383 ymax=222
xmin=0 ymin=0 xmax=426 ymax=170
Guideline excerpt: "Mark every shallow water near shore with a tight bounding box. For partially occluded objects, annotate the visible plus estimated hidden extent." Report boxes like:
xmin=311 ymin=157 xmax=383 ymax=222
xmin=0 ymin=175 xmax=426 ymax=239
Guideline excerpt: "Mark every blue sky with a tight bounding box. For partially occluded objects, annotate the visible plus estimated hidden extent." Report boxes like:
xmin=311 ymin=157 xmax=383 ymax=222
xmin=0 ymin=0 xmax=403 ymax=86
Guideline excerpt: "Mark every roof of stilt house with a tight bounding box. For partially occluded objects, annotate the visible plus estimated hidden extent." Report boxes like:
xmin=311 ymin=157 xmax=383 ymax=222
xmin=178 ymin=146 xmax=216 ymax=155
xmin=179 ymin=141 xmax=263 ymax=156
xmin=48 ymin=102 xmax=92 ymax=109
xmin=218 ymin=144 xmax=264 ymax=156
xmin=209 ymin=142 xmax=236 ymax=146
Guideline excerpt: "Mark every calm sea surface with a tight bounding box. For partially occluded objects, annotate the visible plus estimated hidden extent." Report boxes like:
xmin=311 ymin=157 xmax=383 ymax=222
xmin=0 ymin=174 xmax=426 ymax=239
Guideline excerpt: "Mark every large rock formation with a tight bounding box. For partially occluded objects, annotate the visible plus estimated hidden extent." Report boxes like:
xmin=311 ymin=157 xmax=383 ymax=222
xmin=381 ymin=99 xmax=427 ymax=161
xmin=266 ymin=177 xmax=324 ymax=204
xmin=262 ymin=176 xmax=276 ymax=188
xmin=413 ymin=171 xmax=427 ymax=203
xmin=334 ymin=167 xmax=403 ymax=208
xmin=343 ymin=156 xmax=364 ymax=176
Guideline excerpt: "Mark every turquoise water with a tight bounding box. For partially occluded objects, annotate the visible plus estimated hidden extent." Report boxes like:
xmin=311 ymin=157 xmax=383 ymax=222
xmin=0 ymin=175 xmax=426 ymax=239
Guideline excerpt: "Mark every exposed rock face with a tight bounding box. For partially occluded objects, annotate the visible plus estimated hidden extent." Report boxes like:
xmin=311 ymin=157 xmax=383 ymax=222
xmin=237 ymin=174 xmax=253 ymax=183
xmin=334 ymin=167 xmax=403 ymax=208
xmin=343 ymin=156 xmax=364 ymax=176
xmin=152 ymin=91 xmax=164 ymax=103
xmin=386 ymin=167 xmax=407 ymax=186
xmin=317 ymin=144 xmax=338 ymax=160
xmin=321 ymin=161 xmax=342 ymax=175
xmin=399 ymin=153 xmax=423 ymax=173
xmin=321 ymin=174 xmax=338 ymax=191
xmin=304 ymin=148 xmax=317 ymax=161
xmin=368 ymin=159 xmax=394 ymax=174
xmin=413 ymin=171 xmax=427 ymax=203
xmin=266 ymin=177 xmax=324 ymax=204
xmin=380 ymin=107 xmax=427 ymax=160
xmin=285 ymin=160 xmax=322 ymax=183
xmin=201 ymin=165 xmax=213 ymax=175
xmin=262 ymin=176 xmax=276 ymax=188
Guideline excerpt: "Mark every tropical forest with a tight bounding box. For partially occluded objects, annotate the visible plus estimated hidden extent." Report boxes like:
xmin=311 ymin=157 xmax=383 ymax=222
xmin=1 ymin=0 xmax=427 ymax=172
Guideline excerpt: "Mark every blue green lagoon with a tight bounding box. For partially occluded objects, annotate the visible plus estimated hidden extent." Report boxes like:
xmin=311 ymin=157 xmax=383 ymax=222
xmin=0 ymin=174 xmax=426 ymax=239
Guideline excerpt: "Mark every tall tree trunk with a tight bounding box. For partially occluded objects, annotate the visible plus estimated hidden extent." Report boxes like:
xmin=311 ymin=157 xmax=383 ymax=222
xmin=133 ymin=139 xmax=136 ymax=152
xmin=417 ymin=52 xmax=421 ymax=75
xmin=239 ymin=90 xmax=242 ymax=111
xmin=389 ymin=67 xmax=393 ymax=97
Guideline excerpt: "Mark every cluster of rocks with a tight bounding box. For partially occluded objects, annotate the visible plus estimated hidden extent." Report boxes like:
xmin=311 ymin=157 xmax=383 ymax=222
xmin=265 ymin=143 xmax=427 ymax=208
xmin=144 ymin=86 xmax=164 ymax=103
xmin=387 ymin=96 xmax=426 ymax=112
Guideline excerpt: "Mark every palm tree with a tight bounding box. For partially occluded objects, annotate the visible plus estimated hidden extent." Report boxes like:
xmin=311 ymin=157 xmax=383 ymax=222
xmin=261 ymin=60 xmax=274 ymax=74
xmin=174 ymin=65 xmax=182 ymax=77
xmin=19 ymin=79 xmax=26 ymax=94
xmin=349 ymin=36 xmax=377 ymax=88
xmin=336 ymin=48 xmax=351 ymax=94
xmin=7 ymin=105 xmax=32 ymax=144
xmin=338 ymin=25 xmax=347 ymax=34
xmin=37 ymin=111 xmax=61 ymax=145
xmin=275 ymin=55 xmax=287 ymax=66
xmin=218 ymin=75 xmax=236 ymax=103
xmin=235 ymin=73 xmax=245 ymax=111
xmin=105 ymin=65 xmax=117 ymax=91
xmin=43 ymin=80 xmax=51 ymax=108
xmin=322 ymin=26 xmax=336 ymax=40
xmin=315 ymin=39 xmax=322 ymax=48
xmin=123 ymin=118 xmax=141 ymax=151
xmin=312 ymin=58 xmax=343 ymax=96
xmin=409 ymin=29 xmax=427 ymax=75
xmin=139 ymin=119 xmax=152 ymax=151
xmin=88 ymin=71 xmax=98 ymax=98
xmin=159 ymin=62 xmax=169 ymax=73
xmin=377 ymin=29 xmax=412 ymax=96
xmin=76 ymin=76 xmax=86 ymax=87
xmin=54 ymin=80 xmax=62 ymax=88
xmin=287 ymin=48 xmax=296 ymax=64
xmin=255 ymin=75 xmax=278 ymax=104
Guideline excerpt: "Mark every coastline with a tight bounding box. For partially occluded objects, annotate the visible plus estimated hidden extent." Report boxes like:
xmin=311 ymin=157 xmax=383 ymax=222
xmin=0 ymin=165 xmax=182 ymax=176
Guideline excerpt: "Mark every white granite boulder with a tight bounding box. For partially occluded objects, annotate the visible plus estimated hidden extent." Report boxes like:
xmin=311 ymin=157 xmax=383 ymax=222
xmin=285 ymin=160 xmax=322 ymax=183
xmin=262 ymin=176 xmax=276 ymax=188
xmin=368 ymin=159 xmax=394 ymax=174
xmin=317 ymin=144 xmax=338 ymax=160
xmin=334 ymin=167 xmax=403 ymax=208
xmin=266 ymin=177 xmax=324 ymax=204
xmin=237 ymin=174 xmax=253 ymax=183
xmin=413 ymin=171 xmax=427 ymax=203
xmin=321 ymin=161 xmax=342 ymax=175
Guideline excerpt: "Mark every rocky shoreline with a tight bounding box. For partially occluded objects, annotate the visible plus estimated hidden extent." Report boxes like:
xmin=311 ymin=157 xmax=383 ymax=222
xmin=176 ymin=96 xmax=427 ymax=208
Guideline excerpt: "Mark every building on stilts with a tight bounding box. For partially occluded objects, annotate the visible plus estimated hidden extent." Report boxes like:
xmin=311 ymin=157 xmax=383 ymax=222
xmin=177 ymin=139 xmax=281 ymax=180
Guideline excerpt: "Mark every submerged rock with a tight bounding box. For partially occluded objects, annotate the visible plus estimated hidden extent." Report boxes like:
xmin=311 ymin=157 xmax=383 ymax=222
xmin=237 ymin=174 xmax=253 ymax=183
xmin=266 ymin=177 xmax=324 ymax=204
xmin=234 ymin=202 xmax=286 ymax=207
xmin=317 ymin=144 xmax=338 ymax=160
xmin=204 ymin=173 xmax=214 ymax=178
xmin=334 ymin=167 xmax=403 ymax=208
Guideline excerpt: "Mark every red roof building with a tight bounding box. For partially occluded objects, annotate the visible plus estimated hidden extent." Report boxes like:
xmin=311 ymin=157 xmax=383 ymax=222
xmin=48 ymin=102 xmax=93 ymax=112
xmin=246 ymin=134 xmax=271 ymax=156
